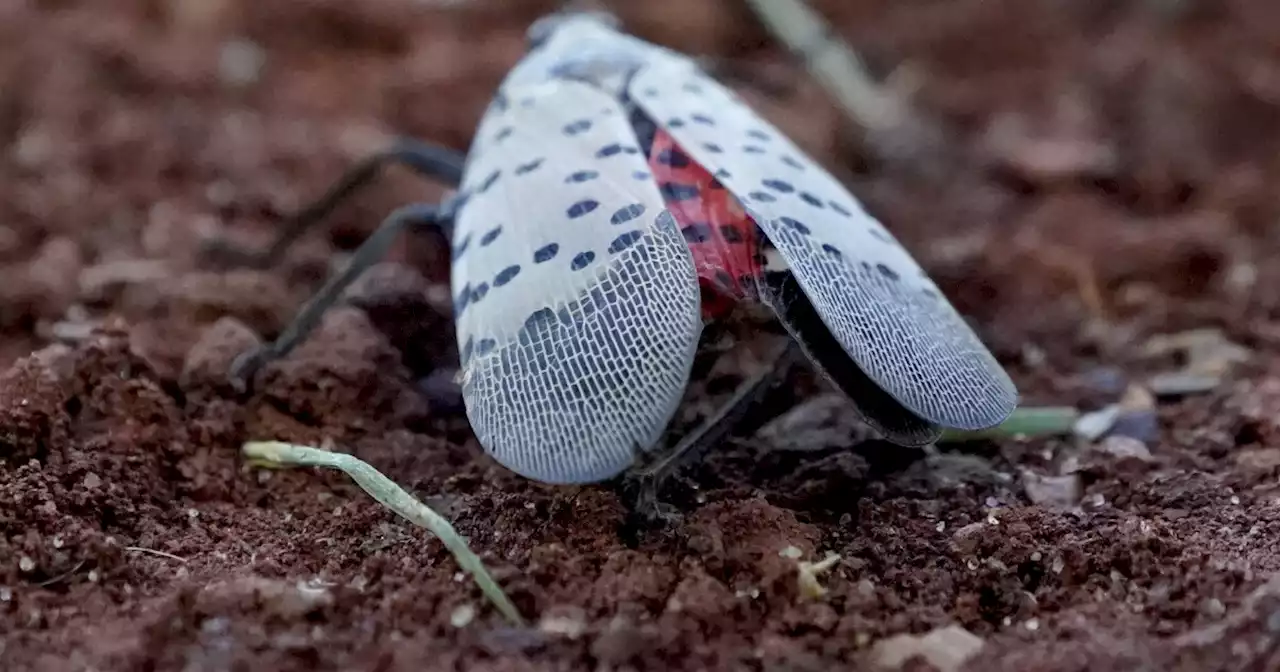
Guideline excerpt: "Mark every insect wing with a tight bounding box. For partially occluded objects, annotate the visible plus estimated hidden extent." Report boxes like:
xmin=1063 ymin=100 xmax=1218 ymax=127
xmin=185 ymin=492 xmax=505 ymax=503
xmin=630 ymin=60 xmax=1017 ymax=431
xmin=452 ymin=79 xmax=703 ymax=484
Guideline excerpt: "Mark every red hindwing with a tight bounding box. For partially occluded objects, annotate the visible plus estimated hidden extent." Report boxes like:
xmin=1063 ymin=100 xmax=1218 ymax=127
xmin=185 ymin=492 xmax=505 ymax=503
xmin=647 ymin=129 xmax=762 ymax=319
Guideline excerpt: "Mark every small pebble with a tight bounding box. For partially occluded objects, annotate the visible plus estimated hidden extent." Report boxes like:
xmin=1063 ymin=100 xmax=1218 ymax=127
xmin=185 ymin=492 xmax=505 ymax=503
xmin=450 ymin=603 xmax=476 ymax=628
xmin=1074 ymin=405 xmax=1120 ymax=441
xmin=219 ymin=39 xmax=266 ymax=87
xmin=1148 ymin=372 xmax=1221 ymax=397
xmin=1201 ymin=598 xmax=1226 ymax=618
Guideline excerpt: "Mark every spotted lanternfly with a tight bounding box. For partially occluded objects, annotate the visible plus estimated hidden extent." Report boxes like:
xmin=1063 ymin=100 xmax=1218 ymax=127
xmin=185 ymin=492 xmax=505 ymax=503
xmin=224 ymin=10 xmax=1018 ymax=487
xmin=445 ymin=11 xmax=1017 ymax=483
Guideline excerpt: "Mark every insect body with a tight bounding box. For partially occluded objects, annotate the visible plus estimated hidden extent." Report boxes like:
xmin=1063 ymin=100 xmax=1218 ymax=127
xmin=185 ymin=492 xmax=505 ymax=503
xmin=224 ymin=10 xmax=1017 ymax=488
xmin=646 ymin=129 xmax=763 ymax=320
xmin=448 ymin=12 xmax=1018 ymax=484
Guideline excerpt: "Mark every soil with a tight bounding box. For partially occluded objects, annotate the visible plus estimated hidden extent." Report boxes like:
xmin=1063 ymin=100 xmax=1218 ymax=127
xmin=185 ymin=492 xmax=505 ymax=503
xmin=4 ymin=1 xmax=1280 ymax=670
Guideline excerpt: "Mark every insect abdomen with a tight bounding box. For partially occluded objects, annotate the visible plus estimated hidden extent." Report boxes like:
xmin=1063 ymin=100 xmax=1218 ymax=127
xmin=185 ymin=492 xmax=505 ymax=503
xmin=646 ymin=129 xmax=762 ymax=319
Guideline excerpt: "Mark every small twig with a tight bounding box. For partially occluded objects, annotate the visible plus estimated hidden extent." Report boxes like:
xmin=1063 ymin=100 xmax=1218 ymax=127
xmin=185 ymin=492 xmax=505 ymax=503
xmin=125 ymin=546 xmax=188 ymax=563
xmin=242 ymin=440 xmax=525 ymax=626
xmin=938 ymin=406 xmax=1080 ymax=443
xmin=35 ymin=560 xmax=87 ymax=587
xmin=796 ymin=553 xmax=842 ymax=600
xmin=741 ymin=0 xmax=906 ymax=133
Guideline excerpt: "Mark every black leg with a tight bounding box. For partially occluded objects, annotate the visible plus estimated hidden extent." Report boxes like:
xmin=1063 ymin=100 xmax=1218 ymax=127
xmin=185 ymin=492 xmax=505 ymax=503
xmin=229 ymin=202 xmax=452 ymax=391
xmin=627 ymin=338 xmax=806 ymax=522
xmin=203 ymin=138 xmax=467 ymax=269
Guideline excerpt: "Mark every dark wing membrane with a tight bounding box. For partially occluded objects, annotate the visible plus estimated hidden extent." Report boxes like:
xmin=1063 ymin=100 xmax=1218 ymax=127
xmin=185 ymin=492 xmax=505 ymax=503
xmin=630 ymin=59 xmax=1016 ymax=431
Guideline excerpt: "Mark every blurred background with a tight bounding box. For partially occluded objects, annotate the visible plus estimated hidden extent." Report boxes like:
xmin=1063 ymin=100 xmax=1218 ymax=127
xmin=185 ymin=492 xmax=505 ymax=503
xmin=4 ymin=1 xmax=1280 ymax=670
xmin=3 ymin=0 xmax=1279 ymax=381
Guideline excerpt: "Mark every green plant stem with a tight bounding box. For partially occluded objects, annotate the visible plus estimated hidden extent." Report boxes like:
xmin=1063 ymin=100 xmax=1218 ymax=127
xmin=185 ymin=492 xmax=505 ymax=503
xmin=242 ymin=440 xmax=525 ymax=626
xmin=938 ymin=406 xmax=1080 ymax=443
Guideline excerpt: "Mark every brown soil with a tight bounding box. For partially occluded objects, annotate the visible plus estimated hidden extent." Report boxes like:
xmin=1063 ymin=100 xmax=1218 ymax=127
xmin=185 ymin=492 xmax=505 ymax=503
xmin=4 ymin=1 xmax=1280 ymax=670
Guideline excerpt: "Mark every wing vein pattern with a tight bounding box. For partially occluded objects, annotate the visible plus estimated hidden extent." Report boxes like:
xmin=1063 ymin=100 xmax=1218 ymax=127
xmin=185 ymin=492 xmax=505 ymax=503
xmin=630 ymin=59 xmax=1017 ymax=430
xmin=452 ymin=79 xmax=703 ymax=484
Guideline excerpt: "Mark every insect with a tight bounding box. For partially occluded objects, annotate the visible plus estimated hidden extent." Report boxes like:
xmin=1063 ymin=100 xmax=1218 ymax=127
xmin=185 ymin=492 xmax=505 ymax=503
xmin=217 ymin=9 xmax=1018 ymax=490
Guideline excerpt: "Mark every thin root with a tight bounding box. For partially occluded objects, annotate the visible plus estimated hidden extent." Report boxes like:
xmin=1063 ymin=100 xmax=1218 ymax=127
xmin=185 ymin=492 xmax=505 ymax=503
xmin=35 ymin=560 xmax=87 ymax=587
xmin=125 ymin=546 xmax=188 ymax=563
xmin=241 ymin=440 xmax=525 ymax=626
xmin=797 ymin=552 xmax=842 ymax=600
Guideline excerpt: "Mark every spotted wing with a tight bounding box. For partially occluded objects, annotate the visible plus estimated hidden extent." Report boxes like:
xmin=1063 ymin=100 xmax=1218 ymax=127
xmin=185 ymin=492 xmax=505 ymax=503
xmin=451 ymin=79 xmax=702 ymax=484
xmin=629 ymin=60 xmax=1017 ymax=432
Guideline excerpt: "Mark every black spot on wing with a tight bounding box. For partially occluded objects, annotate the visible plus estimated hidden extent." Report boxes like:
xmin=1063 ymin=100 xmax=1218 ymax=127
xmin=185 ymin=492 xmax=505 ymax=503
xmin=565 ymin=170 xmax=599 ymax=183
xmin=596 ymin=143 xmax=641 ymax=158
xmin=524 ymin=307 xmax=556 ymax=331
xmin=571 ymin=251 xmax=596 ymax=270
xmin=452 ymin=232 xmax=472 ymax=258
xmin=494 ymin=264 xmax=521 ymax=287
xmin=779 ymin=217 xmax=810 ymax=235
xmin=474 ymin=338 xmax=497 ymax=357
xmin=454 ymin=283 xmax=472 ymax=315
xmin=480 ymin=226 xmax=502 ymax=246
xmin=477 ymin=170 xmax=501 ymax=193
xmin=608 ymin=230 xmax=644 ymax=254
xmin=567 ymin=200 xmax=600 ymax=219
xmin=534 ymin=243 xmax=559 ymax=263
xmin=763 ymin=179 xmax=794 ymax=193
xmin=515 ymin=159 xmax=543 ymax=175
xmin=460 ymin=335 xmax=475 ymax=366
xmin=562 ymin=119 xmax=592 ymax=136
xmin=611 ymin=203 xmax=646 ymax=225
xmin=491 ymin=91 xmax=510 ymax=113
xmin=869 ymin=228 xmax=895 ymax=244
xmin=656 ymin=148 xmax=691 ymax=168
xmin=660 ymin=182 xmax=700 ymax=201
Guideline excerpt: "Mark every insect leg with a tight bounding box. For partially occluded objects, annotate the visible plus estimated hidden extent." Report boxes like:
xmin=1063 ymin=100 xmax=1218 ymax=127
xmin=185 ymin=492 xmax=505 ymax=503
xmin=203 ymin=138 xmax=467 ymax=269
xmin=628 ymin=339 xmax=806 ymax=521
xmin=228 ymin=202 xmax=453 ymax=391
